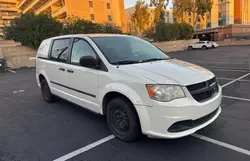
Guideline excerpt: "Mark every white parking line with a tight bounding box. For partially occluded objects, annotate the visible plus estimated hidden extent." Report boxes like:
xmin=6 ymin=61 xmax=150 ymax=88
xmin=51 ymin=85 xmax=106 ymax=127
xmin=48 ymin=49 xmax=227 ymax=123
xmin=7 ymin=69 xmax=16 ymax=73
xmin=53 ymin=135 xmax=115 ymax=161
xmin=217 ymin=77 xmax=250 ymax=82
xmin=223 ymin=95 xmax=250 ymax=102
xmin=192 ymin=134 xmax=250 ymax=156
xmin=221 ymin=73 xmax=250 ymax=88
xmin=13 ymin=89 xmax=25 ymax=94
xmin=208 ymin=68 xmax=250 ymax=72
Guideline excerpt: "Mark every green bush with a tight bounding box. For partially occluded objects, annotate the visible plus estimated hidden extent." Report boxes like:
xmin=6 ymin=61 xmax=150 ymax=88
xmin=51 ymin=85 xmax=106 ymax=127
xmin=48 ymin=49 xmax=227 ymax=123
xmin=4 ymin=13 xmax=123 ymax=49
xmin=62 ymin=17 xmax=102 ymax=34
xmin=145 ymin=22 xmax=194 ymax=42
xmin=178 ymin=22 xmax=194 ymax=40
xmin=4 ymin=12 xmax=62 ymax=49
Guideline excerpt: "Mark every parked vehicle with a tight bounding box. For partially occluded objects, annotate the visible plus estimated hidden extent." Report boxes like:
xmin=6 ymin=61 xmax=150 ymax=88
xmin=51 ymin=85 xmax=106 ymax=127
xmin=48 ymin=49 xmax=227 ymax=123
xmin=36 ymin=34 xmax=222 ymax=141
xmin=188 ymin=41 xmax=213 ymax=50
xmin=209 ymin=41 xmax=220 ymax=48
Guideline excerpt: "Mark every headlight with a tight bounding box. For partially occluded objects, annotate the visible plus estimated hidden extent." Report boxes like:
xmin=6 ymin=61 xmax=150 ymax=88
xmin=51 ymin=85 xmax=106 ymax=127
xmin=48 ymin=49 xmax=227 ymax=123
xmin=146 ymin=85 xmax=185 ymax=102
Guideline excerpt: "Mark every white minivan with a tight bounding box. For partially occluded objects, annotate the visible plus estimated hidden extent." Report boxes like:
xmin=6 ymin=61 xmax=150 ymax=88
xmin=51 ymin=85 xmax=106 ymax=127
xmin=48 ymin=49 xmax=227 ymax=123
xmin=36 ymin=34 xmax=222 ymax=141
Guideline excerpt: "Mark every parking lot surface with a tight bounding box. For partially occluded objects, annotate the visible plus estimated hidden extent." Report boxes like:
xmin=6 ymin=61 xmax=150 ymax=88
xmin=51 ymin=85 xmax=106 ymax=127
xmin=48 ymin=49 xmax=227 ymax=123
xmin=0 ymin=46 xmax=250 ymax=161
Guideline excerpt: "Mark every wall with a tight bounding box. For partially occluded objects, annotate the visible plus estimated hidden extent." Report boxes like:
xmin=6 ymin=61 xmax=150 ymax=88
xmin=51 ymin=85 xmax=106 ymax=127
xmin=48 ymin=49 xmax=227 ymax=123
xmin=218 ymin=40 xmax=250 ymax=46
xmin=0 ymin=45 xmax=36 ymax=69
xmin=153 ymin=39 xmax=199 ymax=53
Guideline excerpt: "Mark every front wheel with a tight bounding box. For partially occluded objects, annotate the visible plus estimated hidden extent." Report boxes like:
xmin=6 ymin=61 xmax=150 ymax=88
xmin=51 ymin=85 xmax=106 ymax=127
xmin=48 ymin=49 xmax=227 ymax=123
xmin=106 ymin=97 xmax=141 ymax=142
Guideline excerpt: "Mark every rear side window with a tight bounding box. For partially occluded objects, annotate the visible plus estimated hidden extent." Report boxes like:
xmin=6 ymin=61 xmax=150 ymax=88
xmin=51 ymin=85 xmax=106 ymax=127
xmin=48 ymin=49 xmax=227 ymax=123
xmin=50 ymin=39 xmax=71 ymax=62
xmin=37 ymin=39 xmax=51 ymax=58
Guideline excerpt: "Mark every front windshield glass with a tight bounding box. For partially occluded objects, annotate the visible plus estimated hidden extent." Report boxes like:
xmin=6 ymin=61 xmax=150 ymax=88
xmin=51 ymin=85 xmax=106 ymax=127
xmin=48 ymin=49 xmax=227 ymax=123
xmin=91 ymin=36 xmax=169 ymax=65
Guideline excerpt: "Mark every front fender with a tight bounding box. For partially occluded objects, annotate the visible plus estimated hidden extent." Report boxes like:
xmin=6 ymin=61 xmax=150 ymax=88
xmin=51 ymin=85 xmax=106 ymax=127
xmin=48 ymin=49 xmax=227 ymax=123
xmin=99 ymin=83 xmax=145 ymax=114
xmin=99 ymin=82 xmax=152 ymax=132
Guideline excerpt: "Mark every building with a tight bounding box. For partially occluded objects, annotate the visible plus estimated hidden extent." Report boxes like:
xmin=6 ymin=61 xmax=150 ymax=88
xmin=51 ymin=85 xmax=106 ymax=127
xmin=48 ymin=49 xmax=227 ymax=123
xmin=0 ymin=0 xmax=18 ymax=36
xmin=16 ymin=0 xmax=126 ymax=30
xmin=178 ymin=0 xmax=250 ymax=41
xmin=125 ymin=6 xmax=173 ymax=33
xmin=165 ymin=9 xmax=173 ymax=23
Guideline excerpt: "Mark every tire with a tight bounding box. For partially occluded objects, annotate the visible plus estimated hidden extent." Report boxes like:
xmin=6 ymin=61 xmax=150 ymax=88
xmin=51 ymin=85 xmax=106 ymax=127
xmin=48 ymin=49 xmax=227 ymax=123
xmin=106 ymin=97 xmax=141 ymax=142
xmin=212 ymin=45 xmax=215 ymax=48
xmin=40 ymin=79 xmax=57 ymax=103
xmin=188 ymin=46 xmax=193 ymax=50
xmin=202 ymin=45 xmax=207 ymax=50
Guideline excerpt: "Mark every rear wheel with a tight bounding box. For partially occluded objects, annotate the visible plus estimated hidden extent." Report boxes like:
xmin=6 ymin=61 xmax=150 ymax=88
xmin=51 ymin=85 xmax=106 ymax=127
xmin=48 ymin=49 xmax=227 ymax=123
xmin=188 ymin=46 xmax=193 ymax=50
xmin=202 ymin=45 xmax=207 ymax=50
xmin=40 ymin=79 xmax=57 ymax=103
xmin=106 ymin=97 xmax=141 ymax=142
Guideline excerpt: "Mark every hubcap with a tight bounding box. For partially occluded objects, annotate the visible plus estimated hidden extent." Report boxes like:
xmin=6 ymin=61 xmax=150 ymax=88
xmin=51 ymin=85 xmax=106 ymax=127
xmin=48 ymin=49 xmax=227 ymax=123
xmin=111 ymin=107 xmax=129 ymax=132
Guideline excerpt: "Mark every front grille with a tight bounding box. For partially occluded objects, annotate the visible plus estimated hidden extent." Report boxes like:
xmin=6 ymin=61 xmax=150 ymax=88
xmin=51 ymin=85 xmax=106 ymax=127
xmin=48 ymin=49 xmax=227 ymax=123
xmin=186 ymin=77 xmax=219 ymax=102
xmin=168 ymin=108 xmax=219 ymax=132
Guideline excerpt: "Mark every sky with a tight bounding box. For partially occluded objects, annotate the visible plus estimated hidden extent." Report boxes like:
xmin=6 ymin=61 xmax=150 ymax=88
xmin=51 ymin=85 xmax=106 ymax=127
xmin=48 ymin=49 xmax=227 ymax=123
xmin=124 ymin=0 xmax=173 ymax=9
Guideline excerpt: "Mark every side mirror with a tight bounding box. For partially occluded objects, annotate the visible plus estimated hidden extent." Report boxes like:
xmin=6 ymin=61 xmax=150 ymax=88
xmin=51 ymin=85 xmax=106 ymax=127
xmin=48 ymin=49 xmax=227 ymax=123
xmin=79 ymin=56 xmax=99 ymax=68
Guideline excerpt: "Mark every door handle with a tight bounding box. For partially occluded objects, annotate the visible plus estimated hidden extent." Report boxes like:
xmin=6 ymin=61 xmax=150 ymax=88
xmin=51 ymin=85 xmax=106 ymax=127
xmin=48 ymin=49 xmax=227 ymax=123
xmin=67 ymin=69 xmax=74 ymax=73
xmin=59 ymin=68 xmax=65 ymax=71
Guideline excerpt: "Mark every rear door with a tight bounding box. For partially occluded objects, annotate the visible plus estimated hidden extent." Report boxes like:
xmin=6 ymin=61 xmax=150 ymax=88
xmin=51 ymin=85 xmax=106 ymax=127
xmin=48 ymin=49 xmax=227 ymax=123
xmin=46 ymin=38 xmax=72 ymax=98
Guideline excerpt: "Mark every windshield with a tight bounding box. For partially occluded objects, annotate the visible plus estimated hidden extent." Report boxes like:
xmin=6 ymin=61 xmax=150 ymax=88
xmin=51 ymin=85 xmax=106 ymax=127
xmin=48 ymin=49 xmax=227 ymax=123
xmin=91 ymin=36 xmax=169 ymax=65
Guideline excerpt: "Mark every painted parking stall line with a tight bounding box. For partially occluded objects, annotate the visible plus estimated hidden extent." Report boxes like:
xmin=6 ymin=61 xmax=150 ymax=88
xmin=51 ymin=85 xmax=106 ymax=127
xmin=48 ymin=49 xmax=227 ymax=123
xmin=221 ymin=73 xmax=250 ymax=88
xmin=223 ymin=95 xmax=250 ymax=102
xmin=192 ymin=134 xmax=250 ymax=156
xmin=203 ymin=67 xmax=250 ymax=72
xmin=217 ymin=77 xmax=250 ymax=82
xmin=7 ymin=69 xmax=16 ymax=73
xmin=53 ymin=135 xmax=115 ymax=161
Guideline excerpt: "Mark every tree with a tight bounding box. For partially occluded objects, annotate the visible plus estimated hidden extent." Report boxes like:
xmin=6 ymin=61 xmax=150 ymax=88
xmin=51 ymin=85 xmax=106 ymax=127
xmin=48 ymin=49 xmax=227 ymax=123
xmin=150 ymin=0 xmax=169 ymax=23
xmin=62 ymin=16 xmax=122 ymax=35
xmin=173 ymin=0 xmax=213 ymax=26
xmin=145 ymin=22 xmax=194 ymax=42
xmin=101 ymin=23 xmax=122 ymax=34
xmin=173 ymin=0 xmax=190 ymax=22
xmin=4 ymin=12 xmax=62 ymax=49
xmin=62 ymin=16 xmax=102 ymax=34
xmin=130 ymin=0 xmax=150 ymax=36
xmin=178 ymin=22 xmax=194 ymax=39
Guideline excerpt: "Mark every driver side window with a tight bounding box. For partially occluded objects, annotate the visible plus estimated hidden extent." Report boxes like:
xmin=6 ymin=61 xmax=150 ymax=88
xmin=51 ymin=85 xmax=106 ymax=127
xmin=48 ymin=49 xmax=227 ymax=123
xmin=71 ymin=39 xmax=96 ymax=64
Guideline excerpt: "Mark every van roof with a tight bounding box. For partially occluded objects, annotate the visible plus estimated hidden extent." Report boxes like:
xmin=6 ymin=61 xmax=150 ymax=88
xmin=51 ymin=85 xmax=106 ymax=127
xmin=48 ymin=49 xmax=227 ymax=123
xmin=48 ymin=34 xmax=128 ymax=40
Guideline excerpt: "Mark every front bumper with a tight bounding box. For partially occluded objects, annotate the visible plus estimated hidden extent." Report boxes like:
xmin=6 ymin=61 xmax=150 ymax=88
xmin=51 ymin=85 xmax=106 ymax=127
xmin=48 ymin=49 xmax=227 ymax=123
xmin=135 ymin=86 xmax=222 ymax=139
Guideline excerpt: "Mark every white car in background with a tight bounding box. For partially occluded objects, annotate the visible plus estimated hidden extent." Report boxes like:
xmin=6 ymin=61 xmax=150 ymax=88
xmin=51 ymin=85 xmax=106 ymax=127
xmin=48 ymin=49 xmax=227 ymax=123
xmin=188 ymin=41 xmax=212 ymax=50
xmin=209 ymin=41 xmax=220 ymax=48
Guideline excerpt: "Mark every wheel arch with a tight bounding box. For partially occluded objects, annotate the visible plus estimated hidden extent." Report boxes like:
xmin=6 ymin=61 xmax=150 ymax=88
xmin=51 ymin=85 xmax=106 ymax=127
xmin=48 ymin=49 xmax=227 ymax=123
xmin=102 ymin=91 xmax=133 ymax=116
xmin=36 ymin=70 xmax=50 ymax=87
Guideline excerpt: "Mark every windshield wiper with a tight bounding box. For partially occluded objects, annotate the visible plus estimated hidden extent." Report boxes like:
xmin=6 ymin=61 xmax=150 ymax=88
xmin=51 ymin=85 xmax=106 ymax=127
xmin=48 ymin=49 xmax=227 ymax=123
xmin=141 ymin=58 xmax=170 ymax=63
xmin=112 ymin=60 xmax=140 ymax=65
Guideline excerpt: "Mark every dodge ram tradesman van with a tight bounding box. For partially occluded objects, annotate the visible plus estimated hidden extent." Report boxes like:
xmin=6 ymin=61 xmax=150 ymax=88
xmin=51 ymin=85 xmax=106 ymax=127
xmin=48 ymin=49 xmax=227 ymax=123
xmin=36 ymin=34 xmax=222 ymax=141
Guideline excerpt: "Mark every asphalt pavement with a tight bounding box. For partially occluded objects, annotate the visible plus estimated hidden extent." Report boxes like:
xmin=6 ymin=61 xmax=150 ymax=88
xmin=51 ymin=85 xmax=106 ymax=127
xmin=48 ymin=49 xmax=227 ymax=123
xmin=0 ymin=46 xmax=250 ymax=161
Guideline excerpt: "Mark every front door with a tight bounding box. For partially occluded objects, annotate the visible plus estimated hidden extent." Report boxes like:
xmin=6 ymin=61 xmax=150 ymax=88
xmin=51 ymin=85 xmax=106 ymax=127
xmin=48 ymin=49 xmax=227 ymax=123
xmin=65 ymin=38 xmax=99 ymax=113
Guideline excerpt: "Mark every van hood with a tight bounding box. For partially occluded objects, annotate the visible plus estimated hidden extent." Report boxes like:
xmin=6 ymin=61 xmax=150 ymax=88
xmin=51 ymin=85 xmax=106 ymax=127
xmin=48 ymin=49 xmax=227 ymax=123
xmin=119 ymin=59 xmax=214 ymax=86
